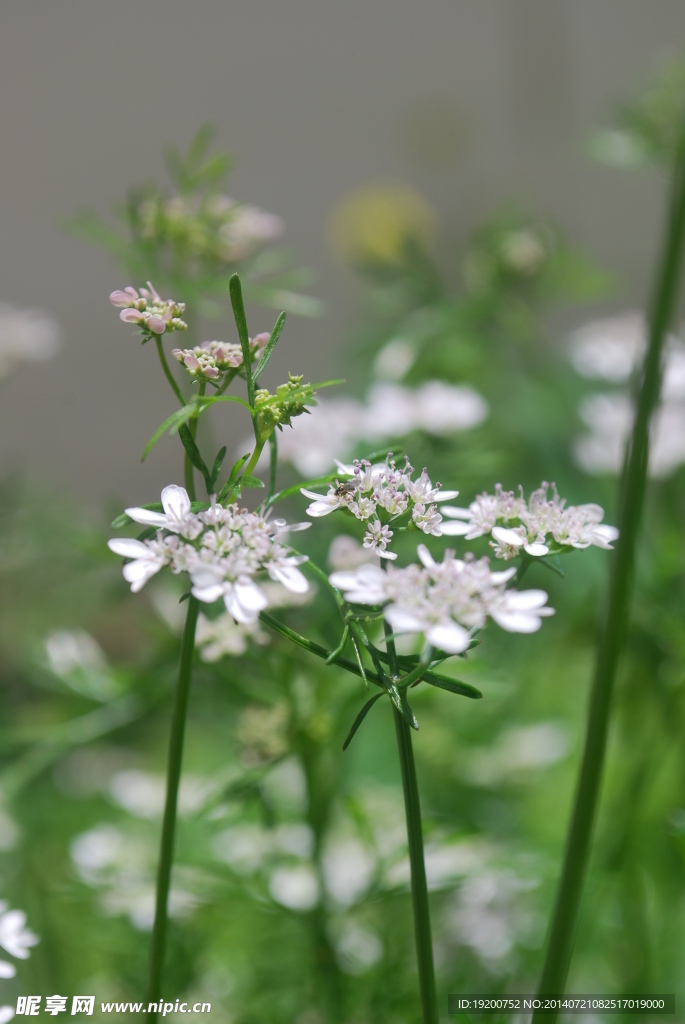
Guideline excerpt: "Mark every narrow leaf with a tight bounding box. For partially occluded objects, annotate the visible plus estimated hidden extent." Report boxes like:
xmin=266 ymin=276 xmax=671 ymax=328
xmin=141 ymin=405 xmax=196 ymax=461
xmin=178 ymin=423 xmax=211 ymax=486
xmin=267 ymin=431 xmax=278 ymax=501
xmin=252 ymin=311 xmax=286 ymax=384
xmin=209 ymin=446 xmax=227 ymax=489
xmin=342 ymin=694 xmax=383 ymax=752
xmin=217 ymin=453 xmax=251 ymax=503
xmin=239 ymin=475 xmax=265 ymax=489
xmin=229 ymin=274 xmax=254 ymax=407
xmin=540 ymin=554 xmax=565 ymax=578
xmin=423 ymin=672 xmax=482 ymax=700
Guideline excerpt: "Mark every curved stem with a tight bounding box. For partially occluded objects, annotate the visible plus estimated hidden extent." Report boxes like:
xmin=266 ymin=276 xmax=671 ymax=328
xmin=147 ymin=596 xmax=200 ymax=1018
xmin=155 ymin=337 xmax=185 ymax=407
xmin=534 ymin=123 xmax=685 ymax=1016
xmin=241 ymin=439 xmax=265 ymax=479
xmin=385 ymin=621 xmax=438 ymax=1024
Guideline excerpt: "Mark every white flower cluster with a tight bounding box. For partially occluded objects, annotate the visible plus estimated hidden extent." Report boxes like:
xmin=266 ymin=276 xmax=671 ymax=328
xmin=272 ymin=381 xmax=488 ymax=477
xmin=440 ymin=483 xmax=618 ymax=560
xmin=0 ymin=303 xmax=61 ymax=382
xmin=330 ymin=545 xmax=554 ymax=654
xmin=1 ymin=899 xmax=39 ymax=1019
xmin=569 ymin=311 xmax=685 ymax=477
xmin=171 ymin=334 xmax=269 ymax=383
xmin=109 ymin=485 xmax=310 ymax=623
xmin=109 ymin=282 xmax=187 ymax=336
xmin=302 ymin=457 xmax=462 ymax=559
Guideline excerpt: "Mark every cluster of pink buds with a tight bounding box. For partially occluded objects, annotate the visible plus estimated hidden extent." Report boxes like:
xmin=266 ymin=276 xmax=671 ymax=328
xmin=109 ymin=282 xmax=187 ymax=336
xmin=171 ymin=334 xmax=269 ymax=383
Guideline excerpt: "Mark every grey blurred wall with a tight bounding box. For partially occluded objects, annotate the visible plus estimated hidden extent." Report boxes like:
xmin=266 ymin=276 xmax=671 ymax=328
xmin=1 ymin=0 xmax=683 ymax=506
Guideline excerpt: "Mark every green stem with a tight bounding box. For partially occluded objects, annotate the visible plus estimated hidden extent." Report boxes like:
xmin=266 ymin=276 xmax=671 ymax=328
xmin=241 ymin=440 xmax=265 ymax=479
xmin=385 ymin=622 xmax=438 ymax=1024
xmin=534 ymin=123 xmax=685 ymax=1014
xmin=155 ymin=337 xmax=185 ymax=407
xmin=147 ymin=596 xmax=200 ymax=1017
xmin=258 ymin=610 xmax=382 ymax=688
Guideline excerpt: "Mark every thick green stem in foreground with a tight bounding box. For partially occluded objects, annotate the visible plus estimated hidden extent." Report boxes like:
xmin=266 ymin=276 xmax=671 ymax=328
xmin=534 ymin=125 xmax=685 ymax=1015
xmin=385 ymin=622 xmax=438 ymax=1024
xmin=147 ymin=596 xmax=200 ymax=1017
xmin=392 ymin=710 xmax=438 ymax=1024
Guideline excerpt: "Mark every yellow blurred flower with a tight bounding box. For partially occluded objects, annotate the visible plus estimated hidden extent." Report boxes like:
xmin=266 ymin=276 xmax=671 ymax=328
xmin=327 ymin=182 xmax=436 ymax=266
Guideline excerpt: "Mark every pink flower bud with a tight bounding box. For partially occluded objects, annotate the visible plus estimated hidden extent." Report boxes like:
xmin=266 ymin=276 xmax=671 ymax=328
xmin=110 ymin=288 xmax=138 ymax=307
xmin=120 ymin=308 xmax=144 ymax=324
xmin=171 ymin=348 xmax=183 ymax=361
xmin=251 ymin=332 xmax=270 ymax=349
xmin=147 ymin=315 xmax=167 ymax=335
xmin=205 ymin=367 xmax=220 ymax=379
xmin=185 ymin=353 xmax=200 ymax=372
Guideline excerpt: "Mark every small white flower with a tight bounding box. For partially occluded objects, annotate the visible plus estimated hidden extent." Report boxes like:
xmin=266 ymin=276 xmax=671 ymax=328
xmin=124 ymin=484 xmax=201 ymax=539
xmin=363 ymin=521 xmax=396 ymax=559
xmin=110 ymin=491 xmax=309 ymax=620
xmin=442 ymin=483 xmax=617 ymax=559
xmin=107 ymin=536 xmax=172 ymax=592
xmin=0 ymin=903 xmax=39 ymax=961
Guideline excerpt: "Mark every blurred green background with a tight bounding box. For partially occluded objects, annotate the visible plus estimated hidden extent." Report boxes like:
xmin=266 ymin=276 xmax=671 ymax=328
xmin=1 ymin=8 xmax=685 ymax=1023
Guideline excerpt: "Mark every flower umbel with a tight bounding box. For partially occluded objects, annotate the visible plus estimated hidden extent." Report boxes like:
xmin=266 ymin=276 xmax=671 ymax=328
xmin=110 ymin=282 xmax=187 ymax=337
xmin=109 ymin=485 xmax=311 ymax=622
xmin=172 ymin=334 xmax=269 ymax=385
xmin=330 ymin=544 xmax=554 ymax=654
xmin=441 ymin=482 xmax=619 ymax=560
xmin=301 ymin=455 xmax=459 ymax=559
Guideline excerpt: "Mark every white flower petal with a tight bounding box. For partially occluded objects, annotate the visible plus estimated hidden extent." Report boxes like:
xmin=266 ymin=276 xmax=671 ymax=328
xmin=122 ymin=559 xmax=163 ymax=592
xmin=437 ymin=521 xmax=472 ymax=536
xmin=0 ymin=961 xmax=16 ymax=979
xmin=440 ymin=506 xmax=472 ymax=520
xmin=384 ymin=605 xmax=425 ymax=634
xmin=416 ymin=544 xmax=435 ymax=568
xmin=491 ymin=526 xmax=525 ymax=547
xmin=426 ymin=621 xmax=471 ymax=653
xmin=108 ymin=538 xmax=151 ymax=558
xmin=524 ymin=543 xmax=549 ymax=557
xmin=192 ymin=582 xmax=226 ymax=605
xmin=0 ymin=1005 xmax=15 ymax=1023
xmin=269 ymin=564 xmax=310 ymax=593
xmin=377 ymin=549 xmax=398 ymax=560
xmin=123 ymin=506 xmax=168 ymax=527
xmin=433 ymin=490 xmax=460 ymax=502
xmin=161 ymin=484 xmax=191 ymax=520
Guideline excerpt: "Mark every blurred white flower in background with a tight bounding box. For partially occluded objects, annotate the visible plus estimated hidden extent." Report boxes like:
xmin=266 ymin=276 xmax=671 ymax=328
xmin=69 ymin=824 xmax=203 ymax=930
xmin=446 ymin=868 xmax=540 ymax=967
xmin=0 ymin=303 xmax=61 ymax=382
xmin=268 ymin=864 xmax=319 ymax=912
xmin=569 ymin=311 xmax=685 ymax=477
xmin=0 ymin=899 xmax=39 ymax=1023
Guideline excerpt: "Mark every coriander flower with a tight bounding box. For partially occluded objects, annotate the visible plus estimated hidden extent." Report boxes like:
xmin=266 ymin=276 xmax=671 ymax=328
xmin=109 ymin=487 xmax=311 ymax=624
xmin=441 ymin=483 xmax=618 ymax=560
xmin=110 ymin=282 xmax=187 ymax=336
xmin=301 ymin=456 xmax=459 ymax=558
xmin=172 ymin=334 xmax=269 ymax=384
xmin=330 ymin=544 xmax=554 ymax=654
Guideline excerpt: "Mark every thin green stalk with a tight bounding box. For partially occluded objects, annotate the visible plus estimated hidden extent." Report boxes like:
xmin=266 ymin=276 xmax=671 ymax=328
xmin=535 ymin=123 xmax=685 ymax=1013
xmin=155 ymin=337 xmax=185 ymax=407
xmin=147 ymin=596 xmax=200 ymax=1017
xmin=385 ymin=622 xmax=438 ymax=1024
xmin=241 ymin=439 xmax=265 ymax=479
